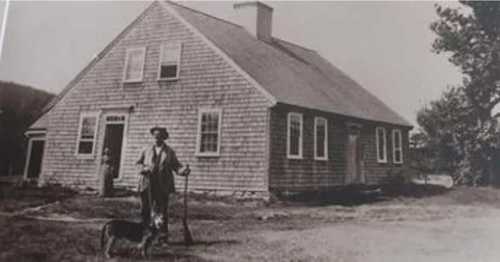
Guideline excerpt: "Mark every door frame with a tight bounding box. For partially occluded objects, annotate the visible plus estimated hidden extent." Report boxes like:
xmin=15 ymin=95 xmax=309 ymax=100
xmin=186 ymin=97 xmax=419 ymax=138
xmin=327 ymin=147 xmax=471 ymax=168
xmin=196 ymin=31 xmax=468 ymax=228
xmin=23 ymin=137 xmax=46 ymax=181
xmin=98 ymin=112 xmax=129 ymax=181
xmin=345 ymin=122 xmax=364 ymax=185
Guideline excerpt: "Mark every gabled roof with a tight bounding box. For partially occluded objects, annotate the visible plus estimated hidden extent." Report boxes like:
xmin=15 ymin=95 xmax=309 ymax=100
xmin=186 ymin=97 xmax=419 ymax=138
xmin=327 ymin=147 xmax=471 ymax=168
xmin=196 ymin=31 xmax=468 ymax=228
xmin=32 ymin=1 xmax=411 ymax=129
xmin=31 ymin=2 xmax=157 ymax=129
xmin=164 ymin=1 xmax=411 ymax=127
xmin=29 ymin=112 xmax=48 ymax=130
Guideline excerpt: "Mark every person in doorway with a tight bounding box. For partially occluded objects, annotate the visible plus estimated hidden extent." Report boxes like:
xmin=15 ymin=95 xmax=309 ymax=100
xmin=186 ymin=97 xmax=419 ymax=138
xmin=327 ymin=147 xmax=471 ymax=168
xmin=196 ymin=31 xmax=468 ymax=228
xmin=99 ymin=147 xmax=114 ymax=197
xmin=136 ymin=126 xmax=190 ymax=244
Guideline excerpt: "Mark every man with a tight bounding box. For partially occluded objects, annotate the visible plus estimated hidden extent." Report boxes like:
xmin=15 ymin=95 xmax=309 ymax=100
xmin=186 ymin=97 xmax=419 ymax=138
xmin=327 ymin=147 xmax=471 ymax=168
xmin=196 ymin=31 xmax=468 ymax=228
xmin=136 ymin=126 xmax=190 ymax=242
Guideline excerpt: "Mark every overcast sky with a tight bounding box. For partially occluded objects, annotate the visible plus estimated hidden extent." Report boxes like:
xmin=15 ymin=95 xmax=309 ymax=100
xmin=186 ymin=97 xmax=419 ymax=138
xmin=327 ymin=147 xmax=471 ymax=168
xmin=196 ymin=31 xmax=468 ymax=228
xmin=0 ymin=1 xmax=464 ymax=126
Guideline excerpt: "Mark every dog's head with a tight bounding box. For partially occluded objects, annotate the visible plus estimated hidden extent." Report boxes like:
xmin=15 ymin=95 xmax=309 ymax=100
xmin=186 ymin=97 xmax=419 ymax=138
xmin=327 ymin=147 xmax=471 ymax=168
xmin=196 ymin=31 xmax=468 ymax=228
xmin=151 ymin=213 xmax=165 ymax=230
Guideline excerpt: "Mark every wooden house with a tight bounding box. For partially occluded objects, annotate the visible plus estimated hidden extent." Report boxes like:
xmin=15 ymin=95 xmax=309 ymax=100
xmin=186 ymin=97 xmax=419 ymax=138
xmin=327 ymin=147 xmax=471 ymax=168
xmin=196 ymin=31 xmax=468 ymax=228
xmin=24 ymin=1 xmax=412 ymax=195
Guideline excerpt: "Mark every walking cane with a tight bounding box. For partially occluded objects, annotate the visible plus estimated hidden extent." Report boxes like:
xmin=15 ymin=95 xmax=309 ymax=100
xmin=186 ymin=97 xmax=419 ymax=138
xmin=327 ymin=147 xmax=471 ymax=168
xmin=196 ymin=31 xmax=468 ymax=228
xmin=182 ymin=165 xmax=194 ymax=245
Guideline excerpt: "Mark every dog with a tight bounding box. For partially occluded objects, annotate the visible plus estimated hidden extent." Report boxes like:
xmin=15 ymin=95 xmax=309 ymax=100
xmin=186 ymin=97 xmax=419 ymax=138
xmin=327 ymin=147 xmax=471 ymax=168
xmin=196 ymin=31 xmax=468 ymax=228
xmin=100 ymin=213 xmax=164 ymax=259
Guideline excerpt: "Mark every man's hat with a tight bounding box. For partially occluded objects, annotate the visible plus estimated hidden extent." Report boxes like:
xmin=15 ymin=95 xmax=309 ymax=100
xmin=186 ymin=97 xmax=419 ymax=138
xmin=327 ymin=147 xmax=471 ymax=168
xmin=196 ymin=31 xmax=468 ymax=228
xmin=150 ymin=126 xmax=169 ymax=140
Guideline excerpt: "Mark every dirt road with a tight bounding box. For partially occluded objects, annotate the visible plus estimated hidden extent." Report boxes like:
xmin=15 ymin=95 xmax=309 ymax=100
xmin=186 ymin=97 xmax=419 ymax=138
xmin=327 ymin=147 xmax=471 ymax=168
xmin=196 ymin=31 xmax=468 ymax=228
xmin=251 ymin=212 xmax=500 ymax=262
xmin=2 ymin=185 xmax=500 ymax=261
xmin=185 ymin=204 xmax=500 ymax=262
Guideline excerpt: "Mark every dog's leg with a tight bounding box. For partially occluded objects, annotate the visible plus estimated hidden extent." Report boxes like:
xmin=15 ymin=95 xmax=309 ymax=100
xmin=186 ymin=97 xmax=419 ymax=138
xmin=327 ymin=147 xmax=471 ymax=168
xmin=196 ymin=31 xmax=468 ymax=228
xmin=145 ymin=237 xmax=154 ymax=259
xmin=100 ymin=225 xmax=107 ymax=251
xmin=138 ymin=234 xmax=147 ymax=258
xmin=104 ymin=236 xmax=115 ymax=259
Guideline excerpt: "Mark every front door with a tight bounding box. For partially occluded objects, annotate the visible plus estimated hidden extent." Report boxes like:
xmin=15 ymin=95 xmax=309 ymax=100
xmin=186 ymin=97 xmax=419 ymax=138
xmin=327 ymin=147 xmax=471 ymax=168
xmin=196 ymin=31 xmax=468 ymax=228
xmin=102 ymin=123 xmax=124 ymax=179
xmin=345 ymin=124 xmax=366 ymax=185
xmin=26 ymin=139 xmax=45 ymax=179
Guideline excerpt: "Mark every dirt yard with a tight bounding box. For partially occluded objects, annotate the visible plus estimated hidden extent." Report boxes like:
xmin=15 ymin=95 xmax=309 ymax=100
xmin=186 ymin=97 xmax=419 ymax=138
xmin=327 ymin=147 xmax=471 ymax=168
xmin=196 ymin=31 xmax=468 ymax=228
xmin=1 ymin=183 xmax=500 ymax=262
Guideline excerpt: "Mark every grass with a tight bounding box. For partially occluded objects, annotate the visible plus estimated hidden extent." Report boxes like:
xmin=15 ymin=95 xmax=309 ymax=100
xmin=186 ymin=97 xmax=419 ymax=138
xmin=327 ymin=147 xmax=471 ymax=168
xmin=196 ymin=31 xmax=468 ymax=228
xmin=0 ymin=182 xmax=76 ymax=212
xmin=2 ymin=183 xmax=500 ymax=261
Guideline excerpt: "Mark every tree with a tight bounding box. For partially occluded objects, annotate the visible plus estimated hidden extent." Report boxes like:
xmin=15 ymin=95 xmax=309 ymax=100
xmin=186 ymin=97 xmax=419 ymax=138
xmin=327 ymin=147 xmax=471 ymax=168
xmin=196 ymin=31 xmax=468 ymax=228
xmin=0 ymin=81 xmax=54 ymax=176
xmin=415 ymin=88 xmax=468 ymax=178
xmin=432 ymin=2 xmax=500 ymax=121
xmin=425 ymin=1 xmax=500 ymax=184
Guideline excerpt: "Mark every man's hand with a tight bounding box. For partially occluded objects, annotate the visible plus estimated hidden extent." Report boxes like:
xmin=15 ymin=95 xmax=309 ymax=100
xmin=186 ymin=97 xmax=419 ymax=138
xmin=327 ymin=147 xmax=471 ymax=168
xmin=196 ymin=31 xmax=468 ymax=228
xmin=179 ymin=164 xmax=191 ymax=177
xmin=140 ymin=165 xmax=152 ymax=176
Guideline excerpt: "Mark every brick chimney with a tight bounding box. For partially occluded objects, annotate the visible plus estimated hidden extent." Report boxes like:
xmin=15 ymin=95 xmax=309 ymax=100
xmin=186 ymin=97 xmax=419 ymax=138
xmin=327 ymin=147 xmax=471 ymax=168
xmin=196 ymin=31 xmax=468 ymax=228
xmin=233 ymin=1 xmax=273 ymax=42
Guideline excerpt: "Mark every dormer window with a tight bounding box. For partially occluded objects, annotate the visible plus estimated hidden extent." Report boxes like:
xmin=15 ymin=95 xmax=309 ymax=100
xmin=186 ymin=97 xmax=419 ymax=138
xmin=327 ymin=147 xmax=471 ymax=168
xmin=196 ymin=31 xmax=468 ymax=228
xmin=158 ymin=43 xmax=182 ymax=81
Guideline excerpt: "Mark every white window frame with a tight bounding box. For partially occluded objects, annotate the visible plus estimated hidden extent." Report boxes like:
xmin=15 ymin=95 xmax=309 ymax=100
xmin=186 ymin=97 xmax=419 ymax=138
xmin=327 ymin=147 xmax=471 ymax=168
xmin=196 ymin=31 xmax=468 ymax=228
xmin=157 ymin=42 xmax=182 ymax=81
xmin=196 ymin=108 xmax=222 ymax=157
xmin=392 ymin=129 xmax=404 ymax=164
xmin=375 ymin=126 xmax=387 ymax=163
xmin=122 ymin=47 xmax=146 ymax=83
xmin=287 ymin=112 xmax=303 ymax=159
xmin=314 ymin=117 xmax=328 ymax=160
xmin=23 ymin=137 xmax=46 ymax=181
xmin=75 ymin=112 xmax=100 ymax=159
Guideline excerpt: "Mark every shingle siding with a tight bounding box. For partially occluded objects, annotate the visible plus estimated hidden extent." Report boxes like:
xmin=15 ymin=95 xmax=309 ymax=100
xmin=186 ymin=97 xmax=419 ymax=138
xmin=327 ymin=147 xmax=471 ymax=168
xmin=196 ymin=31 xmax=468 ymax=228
xmin=269 ymin=104 xmax=410 ymax=192
xmin=34 ymin=2 xmax=412 ymax=194
xmin=39 ymin=2 xmax=271 ymax=192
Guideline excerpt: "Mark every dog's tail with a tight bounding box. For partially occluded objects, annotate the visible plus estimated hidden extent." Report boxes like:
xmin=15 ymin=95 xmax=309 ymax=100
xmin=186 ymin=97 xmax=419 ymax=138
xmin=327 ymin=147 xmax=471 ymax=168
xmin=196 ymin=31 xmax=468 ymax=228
xmin=100 ymin=222 xmax=109 ymax=251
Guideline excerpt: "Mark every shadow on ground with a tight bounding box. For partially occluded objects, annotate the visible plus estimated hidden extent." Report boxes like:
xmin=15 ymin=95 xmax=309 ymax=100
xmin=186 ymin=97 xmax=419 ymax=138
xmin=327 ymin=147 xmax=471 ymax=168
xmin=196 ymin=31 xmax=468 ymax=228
xmin=0 ymin=182 xmax=77 ymax=212
xmin=276 ymin=184 xmax=451 ymax=207
xmin=169 ymin=239 xmax=241 ymax=247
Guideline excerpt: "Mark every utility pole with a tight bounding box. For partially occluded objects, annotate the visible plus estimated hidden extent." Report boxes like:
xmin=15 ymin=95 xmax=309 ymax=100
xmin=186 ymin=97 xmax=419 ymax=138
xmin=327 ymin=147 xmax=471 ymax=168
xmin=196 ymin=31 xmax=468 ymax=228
xmin=0 ymin=0 xmax=11 ymax=61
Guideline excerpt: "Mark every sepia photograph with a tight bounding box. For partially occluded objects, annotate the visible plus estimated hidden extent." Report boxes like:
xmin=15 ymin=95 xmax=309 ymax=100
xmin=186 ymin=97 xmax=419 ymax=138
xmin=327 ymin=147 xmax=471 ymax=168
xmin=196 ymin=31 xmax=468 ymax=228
xmin=0 ymin=0 xmax=499 ymax=261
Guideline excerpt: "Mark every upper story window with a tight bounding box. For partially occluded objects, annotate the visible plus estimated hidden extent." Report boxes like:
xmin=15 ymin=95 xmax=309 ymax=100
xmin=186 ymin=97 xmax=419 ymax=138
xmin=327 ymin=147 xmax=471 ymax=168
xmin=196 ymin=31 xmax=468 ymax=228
xmin=76 ymin=112 xmax=100 ymax=158
xmin=123 ymin=47 xmax=146 ymax=83
xmin=375 ymin=126 xmax=387 ymax=163
xmin=314 ymin=117 xmax=328 ymax=160
xmin=196 ymin=108 xmax=222 ymax=156
xmin=158 ymin=43 xmax=182 ymax=81
xmin=287 ymin=112 xmax=303 ymax=159
xmin=392 ymin=129 xmax=403 ymax=164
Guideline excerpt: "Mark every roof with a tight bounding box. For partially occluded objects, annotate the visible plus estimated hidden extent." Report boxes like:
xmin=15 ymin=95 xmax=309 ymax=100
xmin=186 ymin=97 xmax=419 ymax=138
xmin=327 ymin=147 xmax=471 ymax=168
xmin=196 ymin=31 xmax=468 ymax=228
xmin=29 ymin=112 xmax=49 ymax=130
xmin=165 ymin=1 xmax=411 ymax=127
xmin=32 ymin=1 xmax=411 ymax=129
xmin=29 ymin=2 xmax=157 ymax=130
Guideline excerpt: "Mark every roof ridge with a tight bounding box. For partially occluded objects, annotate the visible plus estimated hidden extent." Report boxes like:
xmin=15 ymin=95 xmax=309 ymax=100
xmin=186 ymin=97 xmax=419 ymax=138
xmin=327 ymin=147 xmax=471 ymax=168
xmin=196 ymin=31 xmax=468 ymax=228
xmin=164 ymin=1 xmax=244 ymax=30
xmin=276 ymin=38 xmax=410 ymax=127
xmin=270 ymin=40 xmax=312 ymax=66
xmin=273 ymin=37 xmax=317 ymax=53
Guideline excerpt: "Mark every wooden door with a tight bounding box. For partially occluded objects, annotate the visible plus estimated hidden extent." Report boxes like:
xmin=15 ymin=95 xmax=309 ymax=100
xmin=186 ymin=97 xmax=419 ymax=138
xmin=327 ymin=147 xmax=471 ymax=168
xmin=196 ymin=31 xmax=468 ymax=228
xmin=345 ymin=124 xmax=366 ymax=185
xmin=345 ymin=134 xmax=358 ymax=185
xmin=102 ymin=123 xmax=124 ymax=178
xmin=26 ymin=140 xmax=45 ymax=179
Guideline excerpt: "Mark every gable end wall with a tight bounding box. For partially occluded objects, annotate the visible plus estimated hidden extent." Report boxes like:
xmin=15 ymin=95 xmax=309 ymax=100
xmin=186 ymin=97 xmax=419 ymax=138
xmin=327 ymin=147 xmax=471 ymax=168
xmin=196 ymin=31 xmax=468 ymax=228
xmin=39 ymin=2 xmax=272 ymax=192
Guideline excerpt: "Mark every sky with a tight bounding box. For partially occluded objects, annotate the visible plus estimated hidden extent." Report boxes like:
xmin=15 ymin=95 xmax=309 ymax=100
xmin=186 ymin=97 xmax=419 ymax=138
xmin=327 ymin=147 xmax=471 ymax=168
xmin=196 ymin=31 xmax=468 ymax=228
xmin=0 ymin=1 xmax=464 ymax=126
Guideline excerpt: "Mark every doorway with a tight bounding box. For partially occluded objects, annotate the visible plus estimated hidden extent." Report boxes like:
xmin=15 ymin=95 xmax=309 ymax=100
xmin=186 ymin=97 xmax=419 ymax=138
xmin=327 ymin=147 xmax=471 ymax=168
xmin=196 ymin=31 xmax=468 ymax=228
xmin=24 ymin=138 xmax=45 ymax=180
xmin=345 ymin=124 xmax=366 ymax=185
xmin=102 ymin=115 xmax=126 ymax=179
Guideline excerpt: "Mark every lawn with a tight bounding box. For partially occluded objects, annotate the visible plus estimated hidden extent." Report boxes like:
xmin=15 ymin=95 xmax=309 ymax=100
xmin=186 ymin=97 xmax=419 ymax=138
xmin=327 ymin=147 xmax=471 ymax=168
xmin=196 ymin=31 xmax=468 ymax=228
xmin=1 ymin=183 xmax=500 ymax=261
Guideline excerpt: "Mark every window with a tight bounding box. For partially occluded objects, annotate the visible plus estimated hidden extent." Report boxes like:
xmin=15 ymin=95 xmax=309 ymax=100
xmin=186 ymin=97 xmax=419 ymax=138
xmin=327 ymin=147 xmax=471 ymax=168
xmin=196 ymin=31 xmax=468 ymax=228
xmin=123 ymin=47 xmax=146 ymax=83
xmin=76 ymin=112 xmax=99 ymax=157
xmin=392 ymin=129 xmax=403 ymax=164
xmin=158 ymin=43 xmax=181 ymax=80
xmin=375 ymin=127 xmax=387 ymax=163
xmin=196 ymin=108 xmax=222 ymax=156
xmin=314 ymin=117 xmax=328 ymax=160
xmin=287 ymin=112 xmax=303 ymax=159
